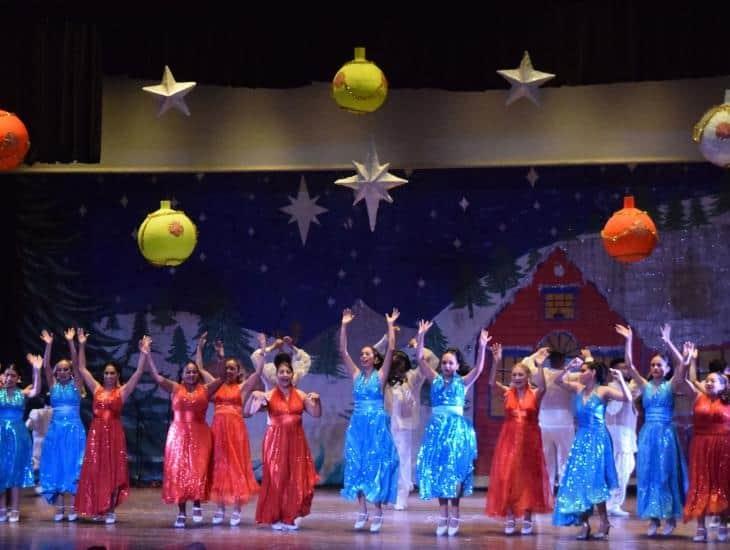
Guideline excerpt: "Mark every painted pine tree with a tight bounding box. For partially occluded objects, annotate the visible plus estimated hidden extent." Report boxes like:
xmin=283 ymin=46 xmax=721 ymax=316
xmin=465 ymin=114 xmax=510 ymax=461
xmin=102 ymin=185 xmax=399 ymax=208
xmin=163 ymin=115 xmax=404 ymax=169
xmin=486 ymin=245 xmax=522 ymax=297
xmin=688 ymin=196 xmax=709 ymax=227
xmin=451 ymin=263 xmax=492 ymax=319
xmin=166 ymin=325 xmax=191 ymax=380
xmin=307 ymin=325 xmax=348 ymax=379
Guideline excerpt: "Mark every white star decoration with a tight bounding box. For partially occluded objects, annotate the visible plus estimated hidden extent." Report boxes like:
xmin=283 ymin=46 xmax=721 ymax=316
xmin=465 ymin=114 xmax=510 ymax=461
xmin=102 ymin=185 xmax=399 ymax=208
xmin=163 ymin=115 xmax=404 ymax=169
xmin=142 ymin=66 xmax=197 ymax=117
xmin=279 ymin=176 xmax=328 ymax=246
xmin=526 ymin=167 xmax=539 ymax=188
xmin=497 ymin=51 xmax=555 ymax=106
xmin=335 ymin=143 xmax=408 ymax=232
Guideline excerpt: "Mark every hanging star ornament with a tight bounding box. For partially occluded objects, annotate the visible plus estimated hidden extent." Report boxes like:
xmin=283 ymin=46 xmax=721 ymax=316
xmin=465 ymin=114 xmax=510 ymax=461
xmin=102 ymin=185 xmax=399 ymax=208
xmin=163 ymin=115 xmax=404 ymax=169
xmin=335 ymin=143 xmax=408 ymax=232
xmin=280 ymin=176 xmax=328 ymax=246
xmin=142 ymin=66 xmax=197 ymax=116
xmin=497 ymin=51 xmax=555 ymax=106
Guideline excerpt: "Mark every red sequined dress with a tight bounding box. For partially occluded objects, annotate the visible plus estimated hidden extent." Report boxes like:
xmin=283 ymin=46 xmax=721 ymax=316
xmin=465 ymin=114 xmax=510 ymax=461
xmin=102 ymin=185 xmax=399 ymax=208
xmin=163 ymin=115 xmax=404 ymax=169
xmin=76 ymin=387 xmax=129 ymax=516
xmin=255 ymin=386 xmax=318 ymax=525
xmin=210 ymin=383 xmax=259 ymax=504
xmin=684 ymin=393 xmax=730 ymax=519
xmin=486 ymin=387 xmax=553 ymax=517
xmin=162 ymin=384 xmax=212 ymax=503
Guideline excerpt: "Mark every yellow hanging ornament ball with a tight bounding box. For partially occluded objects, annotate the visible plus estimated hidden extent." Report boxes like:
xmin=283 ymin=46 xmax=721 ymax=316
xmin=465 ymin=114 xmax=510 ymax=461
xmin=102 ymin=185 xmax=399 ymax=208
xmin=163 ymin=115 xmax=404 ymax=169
xmin=332 ymin=47 xmax=388 ymax=114
xmin=137 ymin=200 xmax=198 ymax=266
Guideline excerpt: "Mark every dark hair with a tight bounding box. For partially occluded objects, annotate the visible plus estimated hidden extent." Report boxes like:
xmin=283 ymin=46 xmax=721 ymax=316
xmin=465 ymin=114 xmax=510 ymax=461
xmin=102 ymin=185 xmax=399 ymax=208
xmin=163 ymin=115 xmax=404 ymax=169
xmin=584 ymin=360 xmax=609 ymax=385
xmin=548 ymin=351 xmax=566 ymax=366
xmin=650 ymin=353 xmax=673 ymax=381
xmin=709 ymin=359 xmax=728 ymax=374
xmin=387 ymin=351 xmax=412 ymax=386
xmin=275 ymin=361 xmax=294 ymax=375
xmin=179 ymin=361 xmax=201 ymax=383
xmin=3 ymin=363 xmax=20 ymax=376
xmin=441 ymin=348 xmax=470 ymax=377
xmin=274 ymin=353 xmax=292 ymax=369
xmin=609 ymin=357 xmax=626 ymax=368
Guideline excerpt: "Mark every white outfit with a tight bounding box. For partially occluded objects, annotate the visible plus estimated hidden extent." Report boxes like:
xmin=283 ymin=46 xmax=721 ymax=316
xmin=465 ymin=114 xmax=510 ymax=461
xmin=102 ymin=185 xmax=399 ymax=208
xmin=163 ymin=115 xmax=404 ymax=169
xmin=374 ymin=336 xmax=438 ymax=508
xmin=26 ymin=406 xmax=53 ymax=471
xmin=252 ymin=346 xmax=311 ymax=426
xmin=606 ymin=380 xmax=639 ymax=511
xmin=525 ymin=356 xmax=580 ymax=489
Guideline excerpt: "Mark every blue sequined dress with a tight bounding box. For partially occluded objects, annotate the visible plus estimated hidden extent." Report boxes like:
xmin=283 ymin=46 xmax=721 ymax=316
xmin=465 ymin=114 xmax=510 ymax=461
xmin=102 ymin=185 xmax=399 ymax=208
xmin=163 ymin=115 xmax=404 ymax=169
xmin=553 ymin=392 xmax=618 ymax=525
xmin=636 ymin=381 xmax=688 ymax=519
xmin=40 ymin=382 xmax=86 ymax=503
xmin=341 ymin=372 xmax=399 ymax=503
xmin=0 ymin=388 xmax=34 ymax=489
xmin=416 ymin=375 xmax=477 ymax=499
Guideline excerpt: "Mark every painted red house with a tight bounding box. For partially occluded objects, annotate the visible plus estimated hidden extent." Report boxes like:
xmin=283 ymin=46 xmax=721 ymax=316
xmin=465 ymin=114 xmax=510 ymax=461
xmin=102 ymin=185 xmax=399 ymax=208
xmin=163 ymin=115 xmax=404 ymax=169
xmin=474 ymin=247 xmax=649 ymax=476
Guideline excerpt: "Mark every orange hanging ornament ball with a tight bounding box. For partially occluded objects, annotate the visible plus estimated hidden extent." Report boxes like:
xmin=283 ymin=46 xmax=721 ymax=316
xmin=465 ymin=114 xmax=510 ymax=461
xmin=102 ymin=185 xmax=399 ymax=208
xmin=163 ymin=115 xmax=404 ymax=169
xmin=0 ymin=110 xmax=30 ymax=171
xmin=601 ymin=196 xmax=658 ymax=263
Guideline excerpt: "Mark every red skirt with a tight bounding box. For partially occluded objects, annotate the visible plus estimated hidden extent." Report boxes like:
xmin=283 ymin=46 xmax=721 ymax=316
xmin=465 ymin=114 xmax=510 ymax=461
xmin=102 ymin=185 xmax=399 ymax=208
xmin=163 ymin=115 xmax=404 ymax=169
xmin=486 ymin=419 xmax=553 ymax=517
xmin=210 ymin=412 xmax=259 ymax=504
xmin=684 ymin=432 xmax=730 ymax=519
xmin=162 ymin=420 xmax=212 ymax=504
xmin=76 ymin=417 xmax=129 ymax=516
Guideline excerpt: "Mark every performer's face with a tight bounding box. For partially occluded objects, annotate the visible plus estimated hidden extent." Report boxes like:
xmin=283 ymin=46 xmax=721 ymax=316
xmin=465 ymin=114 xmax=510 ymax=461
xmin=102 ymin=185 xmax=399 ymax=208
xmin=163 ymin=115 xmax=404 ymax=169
xmin=649 ymin=355 xmax=668 ymax=380
xmin=578 ymin=364 xmax=595 ymax=385
xmin=182 ymin=363 xmax=200 ymax=385
xmin=276 ymin=364 xmax=293 ymax=387
xmin=224 ymin=360 xmax=240 ymax=382
xmin=441 ymin=352 xmax=458 ymax=377
xmin=705 ymin=372 xmax=727 ymax=396
xmin=511 ymin=365 xmax=529 ymax=388
xmin=55 ymin=360 xmax=73 ymax=382
xmin=103 ymin=364 xmax=119 ymax=386
xmin=360 ymin=347 xmax=375 ymax=369
xmin=2 ymin=368 xmax=19 ymax=389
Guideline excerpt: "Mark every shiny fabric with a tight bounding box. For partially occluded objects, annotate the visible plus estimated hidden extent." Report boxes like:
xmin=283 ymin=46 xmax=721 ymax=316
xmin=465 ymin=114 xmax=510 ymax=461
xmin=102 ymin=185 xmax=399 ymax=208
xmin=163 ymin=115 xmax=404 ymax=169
xmin=76 ymin=387 xmax=129 ymax=517
xmin=210 ymin=383 xmax=259 ymax=505
xmin=416 ymin=375 xmax=476 ymax=500
xmin=40 ymin=382 xmax=86 ymax=503
xmin=636 ymin=381 xmax=687 ymax=519
xmin=162 ymin=384 xmax=212 ymax=504
xmin=486 ymin=387 xmax=552 ymax=517
xmin=0 ymin=388 xmax=34 ymax=489
xmin=684 ymin=394 xmax=730 ymax=519
xmin=341 ymin=372 xmax=399 ymax=504
xmin=553 ymin=392 xmax=618 ymax=526
xmin=256 ymin=386 xmax=318 ymax=525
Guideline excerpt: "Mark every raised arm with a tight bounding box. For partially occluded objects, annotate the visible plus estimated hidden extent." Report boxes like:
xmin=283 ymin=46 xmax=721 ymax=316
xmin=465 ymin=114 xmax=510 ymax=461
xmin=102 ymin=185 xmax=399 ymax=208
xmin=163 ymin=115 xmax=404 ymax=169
xmin=416 ymin=320 xmax=437 ymax=383
xmin=463 ymin=329 xmax=491 ymax=391
xmin=615 ymin=324 xmax=648 ymax=389
xmin=241 ymin=334 xmax=267 ymax=395
xmin=23 ymin=354 xmax=43 ymax=398
xmin=301 ymin=389 xmax=322 ymax=417
xmin=75 ymin=329 xmax=100 ymax=393
xmin=377 ymin=308 xmax=400 ymax=389
xmin=671 ymin=341 xmax=693 ymax=391
xmin=532 ymin=347 xmax=550 ymax=398
xmin=244 ymin=390 xmax=269 ymax=416
xmin=660 ymin=323 xmax=685 ymax=371
xmin=488 ymin=343 xmax=509 ymax=393
xmin=599 ymin=367 xmax=632 ymax=402
xmin=339 ymin=308 xmax=360 ymax=379
xmin=683 ymin=343 xmax=703 ymax=395
xmin=40 ymin=330 xmax=55 ymax=389
xmin=554 ymin=364 xmax=582 ymax=394
xmin=194 ymin=331 xmax=207 ymax=370
xmin=146 ymin=350 xmax=177 ymax=393
xmin=64 ymin=328 xmax=85 ymax=394
xmin=121 ymin=336 xmax=149 ymax=402
xmin=284 ymin=336 xmax=312 ymax=386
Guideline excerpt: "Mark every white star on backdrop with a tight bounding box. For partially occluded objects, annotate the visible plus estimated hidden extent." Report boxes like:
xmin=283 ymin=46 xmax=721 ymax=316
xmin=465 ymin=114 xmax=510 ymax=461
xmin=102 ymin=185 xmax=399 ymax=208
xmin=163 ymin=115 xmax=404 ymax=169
xmin=338 ymin=269 xmax=347 ymax=279
xmin=120 ymin=195 xmax=128 ymax=208
xmin=453 ymin=238 xmax=462 ymax=249
xmin=79 ymin=205 xmax=87 ymax=217
xmin=430 ymin=209 xmax=438 ymax=219
xmin=459 ymin=196 xmax=470 ymax=212
xmin=199 ymin=212 xmax=207 ymax=222
xmin=142 ymin=66 xmax=197 ymax=117
xmin=526 ymin=167 xmax=539 ymax=188
xmin=497 ymin=52 xmax=555 ymax=106
xmin=279 ymin=176 xmax=328 ymax=246
xmin=533 ymin=201 xmax=541 ymax=210
xmin=372 ymin=276 xmax=382 ymax=286
xmin=417 ymin=278 xmax=426 ymax=288
xmin=335 ymin=143 xmax=408 ymax=232
xmin=327 ymin=297 xmax=336 ymax=307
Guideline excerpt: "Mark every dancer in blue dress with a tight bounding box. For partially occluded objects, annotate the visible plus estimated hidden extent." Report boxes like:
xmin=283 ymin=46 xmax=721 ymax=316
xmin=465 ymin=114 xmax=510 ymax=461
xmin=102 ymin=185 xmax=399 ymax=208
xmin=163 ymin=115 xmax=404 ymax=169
xmin=616 ymin=323 xmax=689 ymax=536
xmin=339 ymin=307 xmax=400 ymax=533
xmin=40 ymin=329 xmax=87 ymax=522
xmin=415 ymin=320 xmax=489 ymax=537
xmin=552 ymin=359 xmax=632 ymax=539
xmin=0 ymin=356 xmax=43 ymax=523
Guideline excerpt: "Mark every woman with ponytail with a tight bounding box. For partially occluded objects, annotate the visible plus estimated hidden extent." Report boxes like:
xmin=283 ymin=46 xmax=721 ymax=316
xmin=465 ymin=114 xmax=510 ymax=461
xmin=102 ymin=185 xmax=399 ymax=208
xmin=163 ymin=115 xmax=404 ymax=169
xmin=552 ymin=357 xmax=632 ymax=539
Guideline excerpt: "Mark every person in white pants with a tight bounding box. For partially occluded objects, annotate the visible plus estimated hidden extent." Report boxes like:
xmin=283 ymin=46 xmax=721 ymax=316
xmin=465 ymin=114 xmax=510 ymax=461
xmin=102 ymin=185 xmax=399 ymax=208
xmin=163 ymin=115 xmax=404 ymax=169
xmin=524 ymin=349 xmax=582 ymax=491
xmin=604 ymin=357 xmax=640 ymax=517
xmin=375 ymin=335 xmax=438 ymax=510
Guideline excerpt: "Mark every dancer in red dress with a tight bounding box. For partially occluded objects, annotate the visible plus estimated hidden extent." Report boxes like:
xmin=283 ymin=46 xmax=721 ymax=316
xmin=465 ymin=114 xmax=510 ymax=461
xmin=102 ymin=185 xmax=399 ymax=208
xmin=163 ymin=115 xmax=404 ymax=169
xmin=247 ymin=355 xmax=321 ymax=531
xmin=75 ymin=330 xmax=147 ymax=524
xmin=486 ymin=345 xmax=553 ymax=535
xmin=203 ymin=332 xmax=266 ymax=526
xmin=683 ymin=343 xmax=730 ymax=542
xmin=147 ymin=347 xmax=223 ymax=528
